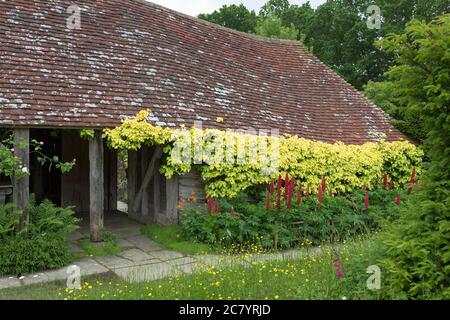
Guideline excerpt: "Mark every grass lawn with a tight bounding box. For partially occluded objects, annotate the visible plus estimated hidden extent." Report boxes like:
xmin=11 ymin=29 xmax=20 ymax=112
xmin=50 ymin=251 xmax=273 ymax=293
xmin=0 ymin=239 xmax=385 ymax=300
xmin=142 ymin=224 xmax=219 ymax=255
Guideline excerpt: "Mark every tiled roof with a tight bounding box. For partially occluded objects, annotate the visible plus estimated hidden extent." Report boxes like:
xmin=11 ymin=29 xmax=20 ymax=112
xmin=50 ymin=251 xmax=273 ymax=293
xmin=0 ymin=0 xmax=407 ymax=144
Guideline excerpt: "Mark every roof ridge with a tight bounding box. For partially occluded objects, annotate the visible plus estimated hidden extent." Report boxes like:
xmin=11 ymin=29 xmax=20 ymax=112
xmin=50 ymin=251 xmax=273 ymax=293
xmin=131 ymin=0 xmax=307 ymax=46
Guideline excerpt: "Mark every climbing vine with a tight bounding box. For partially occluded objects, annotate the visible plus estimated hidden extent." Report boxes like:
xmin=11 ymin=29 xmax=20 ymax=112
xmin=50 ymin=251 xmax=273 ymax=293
xmin=104 ymin=110 xmax=424 ymax=198
xmin=0 ymin=133 xmax=76 ymax=182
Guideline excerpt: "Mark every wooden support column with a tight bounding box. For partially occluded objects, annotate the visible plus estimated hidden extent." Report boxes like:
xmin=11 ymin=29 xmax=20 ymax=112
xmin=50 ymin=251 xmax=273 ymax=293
xmin=89 ymin=130 xmax=104 ymax=242
xmin=127 ymin=150 xmax=138 ymax=217
xmin=153 ymin=158 xmax=161 ymax=221
xmin=140 ymin=147 xmax=150 ymax=218
xmin=166 ymin=175 xmax=179 ymax=224
xmin=132 ymin=146 xmax=162 ymax=213
xmin=13 ymin=129 xmax=30 ymax=230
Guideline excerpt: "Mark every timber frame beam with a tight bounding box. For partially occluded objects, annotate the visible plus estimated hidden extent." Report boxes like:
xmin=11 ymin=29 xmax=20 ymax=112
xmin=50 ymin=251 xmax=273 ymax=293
xmin=89 ymin=130 xmax=104 ymax=242
xmin=13 ymin=128 xmax=30 ymax=230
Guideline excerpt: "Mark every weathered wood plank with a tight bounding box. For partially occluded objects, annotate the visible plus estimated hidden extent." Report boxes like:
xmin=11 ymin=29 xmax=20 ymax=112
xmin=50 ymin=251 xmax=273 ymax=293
xmin=166 ymin=175 xmax=179 ymax=224
xmin=153 ymin=160 xmax=161 ymax=220
xmin=104 ymin=147 xmax=118 ymax=212
xmin=61 ymin=130 xmax=90 ymax=212
xmin=132 ymin=146 xmax=162 ymax=213
xmin=140 ymin=147 xmax=150 ymax=217
xmin=13 ymin=129 xmax=30 ymax=230
xmin=89 ymin=130 xmax=104 ymax=242
xmin=127 ymin=150 xmax=138 ymax=216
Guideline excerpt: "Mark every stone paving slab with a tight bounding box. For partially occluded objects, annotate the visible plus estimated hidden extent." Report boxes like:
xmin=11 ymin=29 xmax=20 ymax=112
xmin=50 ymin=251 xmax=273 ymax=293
xmin=176 ymin=263 xmax=199 ymax=275
xmin=68 ymin=230 xmax=84 ymax=242
xmin=149 ymin=250 xmax=185 ymax=261
xmin=118 ymin=248 xmax=154 ymax=263
xmin=0 ymin=277 xmax=21 ymax=290
xmin=127 ymin=235 xmax=164 ymax=252
xmin=94 ymin=255 xmax=136 ymax=269
xmin=113 ymin=262 xmax=179 ymax=282
xmin=69 ymin=243 xmax=84 ymax=254
xmin=0 ymin=259 xmax=109 ymax=290
xmin=116 ymin=239 xmax=134 ymax=248
xmin=166 ymin=257 xmax=197 ymax=267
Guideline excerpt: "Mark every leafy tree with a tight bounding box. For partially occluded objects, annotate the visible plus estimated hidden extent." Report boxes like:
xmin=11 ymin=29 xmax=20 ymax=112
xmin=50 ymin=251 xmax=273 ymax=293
xmin=198 ymin=4 xmax=258 ymax=33
xmin=255 ymin=15 xmax=299 ymax=40
xmin=259 ymin=0 xmax=291 ymax=17
xmin=377 ymin=14 xmax=450 ymax=299
xmin=364 ymin=81 xmax=427 ymax=142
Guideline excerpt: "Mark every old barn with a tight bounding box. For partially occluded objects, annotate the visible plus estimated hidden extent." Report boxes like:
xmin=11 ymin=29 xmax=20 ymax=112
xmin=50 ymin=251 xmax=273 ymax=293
xmin=0 ymin=0 xmax=406 ymax=242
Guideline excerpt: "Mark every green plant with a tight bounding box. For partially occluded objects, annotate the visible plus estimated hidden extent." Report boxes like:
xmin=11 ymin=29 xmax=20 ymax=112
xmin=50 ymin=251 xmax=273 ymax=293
xmin=374 ymin=14 xmax=450 ymax=300
xmin=142 ymin=224 xmax=216 ymax=255
xmin=0 ymin=200 xmax=79 ymax=276
xmin=78 ymin=230 xmax=121 ymax=257
xmin=105 ymin=110 xmax=423 ymax=198
xmin=180 ymin=187 xmax=405 ymax=250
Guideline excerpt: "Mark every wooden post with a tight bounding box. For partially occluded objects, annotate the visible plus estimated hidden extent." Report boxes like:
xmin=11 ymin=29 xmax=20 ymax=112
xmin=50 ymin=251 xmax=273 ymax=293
xmin=140 ymin=147 xmax=150 ymax=218
xmin=166 ymin=175 xmax=179 ymax=224
xmin=13 ymin=129 xmax=30 ymax=230
xmin=89 ymin=130 xmax=104 ymax=242
xmin=132 ymin=146 xmax=162 ymax=213
xmin=127 ymin=150 xmax=137 ymax=217
xmin=153 ymin=158 xmax=161 ymax=222
xmin=104 ymin=147 xmax=118 ymax=212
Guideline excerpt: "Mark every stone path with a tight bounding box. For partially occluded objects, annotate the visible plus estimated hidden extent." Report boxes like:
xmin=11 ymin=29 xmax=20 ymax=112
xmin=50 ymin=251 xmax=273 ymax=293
xmin=0 ymin=212 xmax=323 ymax=290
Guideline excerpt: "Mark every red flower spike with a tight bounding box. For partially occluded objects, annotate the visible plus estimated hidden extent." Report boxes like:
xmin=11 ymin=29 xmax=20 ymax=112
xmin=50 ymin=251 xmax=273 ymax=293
xmin=276 ymin=175 xmax=282 ymax=210
xmin=322 ymin=177 xmax=327 ymax=192
xmin=290 ymin=177 xmax=296 ymax=198
xmin=382 ymin=173 xmax=388 ymax=190
xmin=396 ymin=195 xmax=401 ymax=206
xmin=287 ymin=178 xmax=295 ymax=209
xmin=388 ymin=182 xmax=393 ymax=191
xmin=364 ymin=190 xmax=369 ymax=210
xmin=297 ymin=183 xmax=303 ymax=204
xmin=269 ymin=181 xmax=275 ymax=194
xmin=284 ymin=174 xmax=290 ymax=200
xmin=207 ymin=198 xmax=212 ymax=215
xmin=328 ymin=189 xmax=333 ymax=197
xmin=231 ymin=209 xmax=237 ymax=220
xmin=410 ymin=167 xmax=417 ymax=184
xmin=266 ymin=192 xmax=271 ymax=210
xmin=318 ymin=185 xmax=323 ymax=205
xmin=407 ymin=186 xmax=413 ymax=195
xmin=306 ymin=185 xmax=310 ymax=200
xmin=214 ymin=198 xmax=219 ymax=215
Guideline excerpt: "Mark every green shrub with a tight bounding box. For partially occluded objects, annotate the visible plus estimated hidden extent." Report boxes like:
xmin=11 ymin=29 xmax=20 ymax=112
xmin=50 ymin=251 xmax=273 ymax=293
xmin=380 ymin=181 xmax=450 ymax=299
xmin=0 ymin=200 xmax=78 ymax=276
xmin=181 ymin=189 xmax=404 ymax=250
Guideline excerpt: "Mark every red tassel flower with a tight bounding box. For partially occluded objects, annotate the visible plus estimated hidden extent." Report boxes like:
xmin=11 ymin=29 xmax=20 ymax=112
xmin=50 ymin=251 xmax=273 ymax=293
xmin=214 ymin=198 xmax=219 ymax=215
xmin=207 ymin=198 xmax=212 ymax=215
xmin=395 ymin=194 xmax=401 ymax=206
xmin=318 ymin=185 xmax=323 ymax=205
xmin=297 ymin=183 xmax=303 ymax=204
xmin=364 ymin=190 xmax=369 ymax=210
xmin=322 ymin=176 xmax=327 ymax=192
xmin=382 ymin=173 xmax=388 ymax=190
xmin=276 ymin=175 xmax=282 ymax=210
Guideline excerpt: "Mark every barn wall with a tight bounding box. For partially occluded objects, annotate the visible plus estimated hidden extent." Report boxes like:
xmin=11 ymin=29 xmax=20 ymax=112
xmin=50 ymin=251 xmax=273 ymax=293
xmin=61 ymin=130 xmax=90 ymax=212
xmin=61 ymin=130 xmax=117 ymax=213
xmin=127 ymin=147 xmax=205 ymax=225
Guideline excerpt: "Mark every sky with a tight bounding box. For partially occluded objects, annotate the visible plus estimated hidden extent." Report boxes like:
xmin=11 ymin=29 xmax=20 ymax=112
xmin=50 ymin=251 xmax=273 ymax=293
xmin=148 ymin=0 xmax=327 ymax=17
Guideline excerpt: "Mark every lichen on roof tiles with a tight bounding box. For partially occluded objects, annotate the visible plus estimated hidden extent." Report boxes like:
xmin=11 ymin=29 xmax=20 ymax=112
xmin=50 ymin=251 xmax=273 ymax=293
xmin=0 ymin=0 xmax=407 ymax=145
